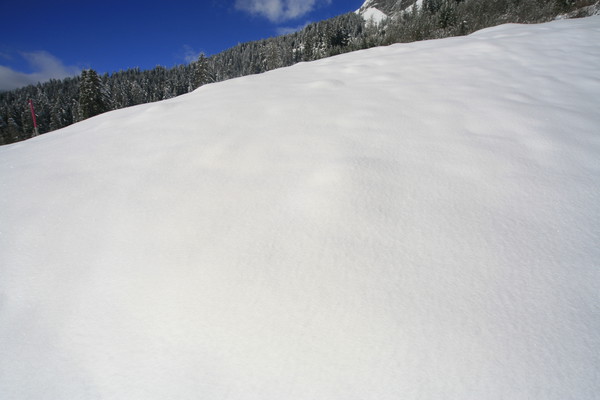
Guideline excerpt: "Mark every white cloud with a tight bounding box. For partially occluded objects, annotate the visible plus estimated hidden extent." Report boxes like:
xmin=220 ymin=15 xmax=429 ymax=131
xmin=0 ymin=51 xmax=80 ymax=92
xmin=235 ymin=0 xmax=331 ymax=23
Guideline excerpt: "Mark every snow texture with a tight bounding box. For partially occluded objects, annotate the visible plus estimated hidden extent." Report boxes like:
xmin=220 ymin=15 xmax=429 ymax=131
xmin=1 ymin=16 xmax=600 ymax=400
xmin=359 ymin=7 xmax=388 ymax=24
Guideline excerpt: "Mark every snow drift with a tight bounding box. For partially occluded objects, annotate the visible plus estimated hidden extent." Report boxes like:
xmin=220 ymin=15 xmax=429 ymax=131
xmin=1 ymin=17 xmax=599 ymax=400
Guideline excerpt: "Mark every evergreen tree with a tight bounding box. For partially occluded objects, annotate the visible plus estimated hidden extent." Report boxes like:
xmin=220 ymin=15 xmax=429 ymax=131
xmin=6 ymin=117 xmax=21 ymax=143
xmin=79 ymin=69 xmax=108 ymax=120
xmin=130 ymin=81 xmax=147 ymax=104
xmin=262 ymin=42 xmax=283 ymax=71
xmin=20 ymin=109 xmax=33 ymax=136
xmin=193 ymin=54 xmax=211 ymax=88
xmin=50 ymin=102 xmax=69 ymax=131
xmin=438 ymin=1 xmax=458 ymax=29
xmin=554 ymin=0 xmax=576 ymax=13
xmin=0 ymin=116 xmax=7 ymax=145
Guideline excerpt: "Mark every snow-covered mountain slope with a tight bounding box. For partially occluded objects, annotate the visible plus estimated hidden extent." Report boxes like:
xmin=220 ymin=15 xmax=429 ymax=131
xmin=359 ymin=6 xmax=388 ymax=23
xmin=357 ymin=0 xmax=418 ymax=17
xmin=1 ymin=16 xmax=600 ymax=400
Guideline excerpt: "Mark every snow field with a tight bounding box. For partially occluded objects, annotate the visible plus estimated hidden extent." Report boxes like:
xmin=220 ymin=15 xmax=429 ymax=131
xmin=1 ymin=16 xmax=600 ymax=400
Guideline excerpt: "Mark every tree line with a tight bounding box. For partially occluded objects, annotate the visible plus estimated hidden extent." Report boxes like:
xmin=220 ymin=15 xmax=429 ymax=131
xmin=0 ymin=0 xmax=593 ymax=145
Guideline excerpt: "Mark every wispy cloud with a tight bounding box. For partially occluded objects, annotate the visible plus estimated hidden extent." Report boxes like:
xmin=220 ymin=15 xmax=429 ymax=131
xmin=180 ymin=45 xmax=204 ymax=64
xmin=0 ymin=51 xmax=80 ymax=92
xmin=276 ymin=21 xmax=311 ymax=35
xmin=235 ymin=0 xmax=331 ymax=23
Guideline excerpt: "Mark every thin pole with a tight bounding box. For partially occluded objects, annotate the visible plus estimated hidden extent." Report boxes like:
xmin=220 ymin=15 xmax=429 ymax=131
xmin=28 ymin=99 xmax=39 ymax=136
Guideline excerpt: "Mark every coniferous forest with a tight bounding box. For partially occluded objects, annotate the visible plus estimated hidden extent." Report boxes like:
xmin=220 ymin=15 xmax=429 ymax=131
xmin=0 ymin=0 xmax=596 ymax=145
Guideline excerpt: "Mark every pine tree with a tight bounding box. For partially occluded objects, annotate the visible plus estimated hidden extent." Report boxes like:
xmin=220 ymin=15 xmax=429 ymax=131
xmin=130 ymin=81 xmax=147 ymax=104
xmin=0 ymin=116 xmax=7 ymax=145
xmin=554 ymin=0 xmax=576 ymax=13
xmin=193 ymin=54 xmax=211 ymax=88
xmin=262 ymin=42 xmax=282 ymax=71
xmin=50 ymin=102 xmax=69 ymax=131
xmin=79 ymin=69 xmax=108 ymax=120
xmin=20 ymin=109 xmax=33 ymax=136
xmin=6 ymin=117 xmax=21 ymax=143
xmin=438 ymin=1 xmax=458 ymax=29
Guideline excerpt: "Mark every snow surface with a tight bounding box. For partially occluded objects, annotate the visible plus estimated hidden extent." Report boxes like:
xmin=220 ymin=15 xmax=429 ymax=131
xmin=359 ymin=7 xmax=388 ymax=24
xmin=1 ymin=17 xmax=600 ymax=400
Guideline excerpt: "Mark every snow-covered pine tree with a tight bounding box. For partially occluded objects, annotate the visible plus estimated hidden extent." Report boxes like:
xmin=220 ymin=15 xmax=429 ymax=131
xmin=262 ymin=41 xmax=283 ymax=71
xmin=6 ymin=117 xmax=21 ymax=143
xmin=0 ymin=116 xmax=7 ymax=145
xmin=20 ymin=108 xmax=33 ymax=137
xmin=79 ymin=69 xmax=108 ymax=120
xmin=193 ymin=54 xmax=211 ymax=88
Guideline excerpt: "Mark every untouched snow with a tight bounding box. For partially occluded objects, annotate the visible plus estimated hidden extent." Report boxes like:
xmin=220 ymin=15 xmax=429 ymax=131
xmin=359 ymin=7 xmax=388 ymax=24
xmin=1 ymin=17 xmax=600 ymax=400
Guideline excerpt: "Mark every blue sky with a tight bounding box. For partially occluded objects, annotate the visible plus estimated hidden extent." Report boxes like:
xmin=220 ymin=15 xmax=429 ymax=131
xmin=0 ymin=0 xmax=364 ymax=91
